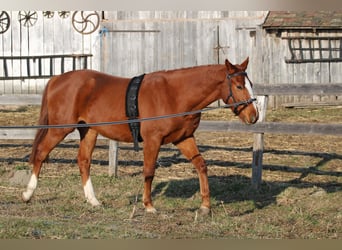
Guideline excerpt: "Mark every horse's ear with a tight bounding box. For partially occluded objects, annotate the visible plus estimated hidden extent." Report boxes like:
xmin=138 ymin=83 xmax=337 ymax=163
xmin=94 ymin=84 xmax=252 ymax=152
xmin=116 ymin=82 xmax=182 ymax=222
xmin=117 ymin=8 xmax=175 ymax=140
xmin=225 ymin=59 xmax=234 ymax=72
xmin=240 ymin=57 xmax=249 ymax=71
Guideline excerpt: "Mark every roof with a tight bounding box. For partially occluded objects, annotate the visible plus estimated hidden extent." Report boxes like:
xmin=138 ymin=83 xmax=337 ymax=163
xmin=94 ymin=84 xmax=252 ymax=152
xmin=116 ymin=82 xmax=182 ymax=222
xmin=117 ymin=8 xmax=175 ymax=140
xmin=262 ymin=11 xmax=342 ymax=30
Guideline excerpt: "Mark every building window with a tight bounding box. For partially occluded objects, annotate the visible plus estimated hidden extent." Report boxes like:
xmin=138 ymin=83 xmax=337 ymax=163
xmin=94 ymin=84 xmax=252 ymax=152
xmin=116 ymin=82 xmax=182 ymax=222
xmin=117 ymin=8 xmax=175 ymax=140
xmin=284 ymin=36 xmax=342 ymax=63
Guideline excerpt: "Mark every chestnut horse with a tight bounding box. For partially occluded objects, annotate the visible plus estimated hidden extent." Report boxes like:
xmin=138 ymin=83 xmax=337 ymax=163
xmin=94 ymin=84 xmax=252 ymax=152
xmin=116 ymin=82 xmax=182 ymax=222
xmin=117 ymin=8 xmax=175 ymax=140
xmin=23 ymin=57 xmax=258 ymax=214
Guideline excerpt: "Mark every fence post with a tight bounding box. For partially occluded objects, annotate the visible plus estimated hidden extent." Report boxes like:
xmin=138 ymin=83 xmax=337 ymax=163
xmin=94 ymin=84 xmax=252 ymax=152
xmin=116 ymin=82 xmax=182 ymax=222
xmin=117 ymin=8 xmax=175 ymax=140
xmin=251 ymin=95 xmax=268 ymax=189
xmin=108 ymin=140 xmax=119 ymax=177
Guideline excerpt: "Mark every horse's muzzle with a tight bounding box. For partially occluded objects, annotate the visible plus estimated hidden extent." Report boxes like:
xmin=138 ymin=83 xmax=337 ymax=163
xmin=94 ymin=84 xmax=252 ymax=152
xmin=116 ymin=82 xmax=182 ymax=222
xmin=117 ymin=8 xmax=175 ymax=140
xmin=247 ymin=113 xmax=258 ymax=124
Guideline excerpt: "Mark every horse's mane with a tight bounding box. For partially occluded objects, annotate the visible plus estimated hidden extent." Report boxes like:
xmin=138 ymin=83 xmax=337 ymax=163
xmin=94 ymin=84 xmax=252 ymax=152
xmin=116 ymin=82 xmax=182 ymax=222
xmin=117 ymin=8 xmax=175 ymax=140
xmin=150 ymin=64 xmax=223 ymax=75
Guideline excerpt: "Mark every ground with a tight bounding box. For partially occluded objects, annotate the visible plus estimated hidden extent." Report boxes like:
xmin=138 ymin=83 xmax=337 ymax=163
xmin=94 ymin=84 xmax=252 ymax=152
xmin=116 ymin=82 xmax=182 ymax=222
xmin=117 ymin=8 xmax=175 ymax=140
xmin=0 ymin=105 xmax=341 ymax=239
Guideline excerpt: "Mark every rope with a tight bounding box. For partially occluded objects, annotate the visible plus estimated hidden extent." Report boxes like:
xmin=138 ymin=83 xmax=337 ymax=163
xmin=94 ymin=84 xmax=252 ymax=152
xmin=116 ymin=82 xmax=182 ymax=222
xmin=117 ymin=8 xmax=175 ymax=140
xmin=0 ymin=98 xmax=256 ymax=130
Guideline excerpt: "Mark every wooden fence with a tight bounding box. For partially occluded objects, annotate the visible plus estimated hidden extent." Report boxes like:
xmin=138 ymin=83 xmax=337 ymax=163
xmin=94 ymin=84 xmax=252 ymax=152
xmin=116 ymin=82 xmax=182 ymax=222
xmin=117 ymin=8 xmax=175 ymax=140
xmin=1 ymin=83 xmax=342 ymax=188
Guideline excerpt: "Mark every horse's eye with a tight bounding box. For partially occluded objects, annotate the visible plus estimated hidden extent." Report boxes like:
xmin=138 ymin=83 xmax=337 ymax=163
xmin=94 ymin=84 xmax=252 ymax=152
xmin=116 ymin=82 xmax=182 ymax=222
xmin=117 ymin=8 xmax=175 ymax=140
xmin=237 ymin=85 xmax=243 ymax=90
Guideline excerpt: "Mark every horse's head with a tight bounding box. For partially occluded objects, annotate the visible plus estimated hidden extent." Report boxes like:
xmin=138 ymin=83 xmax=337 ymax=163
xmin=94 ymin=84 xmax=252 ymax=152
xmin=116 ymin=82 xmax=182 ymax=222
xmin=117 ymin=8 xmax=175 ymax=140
xmin=223 ymin=57 xmax=258 ymax=124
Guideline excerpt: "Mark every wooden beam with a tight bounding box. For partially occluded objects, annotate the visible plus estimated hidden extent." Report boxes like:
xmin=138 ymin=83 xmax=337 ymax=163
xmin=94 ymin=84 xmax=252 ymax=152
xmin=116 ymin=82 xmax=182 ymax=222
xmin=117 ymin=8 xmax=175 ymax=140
xmin=253 ymin=84 xmax=342 ymax=96
xmin=282 ymin=101 xmax=342 ymax=108
xmin=0 ymin=129 xmax=107 ymax=140
xmin=198 ymin=121 xmax=342 ymax=136
xmin=2 ymin=121 xmax=342 ymax=139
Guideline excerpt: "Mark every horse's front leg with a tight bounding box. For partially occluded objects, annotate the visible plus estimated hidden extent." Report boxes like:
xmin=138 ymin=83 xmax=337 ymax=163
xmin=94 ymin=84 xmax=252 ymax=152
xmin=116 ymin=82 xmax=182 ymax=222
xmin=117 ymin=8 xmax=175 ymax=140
xmin=175 ymin=136 xmax=210 ymax=215
xmin=142 ymin=138 xmax=161 ymax=213
xmin=77 ymin=128 xmax=100 ymax=206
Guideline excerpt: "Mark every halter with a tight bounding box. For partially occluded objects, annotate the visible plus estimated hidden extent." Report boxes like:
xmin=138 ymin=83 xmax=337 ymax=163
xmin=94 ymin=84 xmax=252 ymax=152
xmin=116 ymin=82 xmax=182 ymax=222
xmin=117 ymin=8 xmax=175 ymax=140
xmin=225 ymin=71 xmax=256 ymax=115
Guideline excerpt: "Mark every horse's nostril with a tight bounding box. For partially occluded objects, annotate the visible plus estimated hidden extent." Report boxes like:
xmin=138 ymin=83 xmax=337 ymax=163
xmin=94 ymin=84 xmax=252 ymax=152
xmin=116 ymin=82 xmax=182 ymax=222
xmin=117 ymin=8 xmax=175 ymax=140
xmin=250 ymin=114 xmax=258 ymax=124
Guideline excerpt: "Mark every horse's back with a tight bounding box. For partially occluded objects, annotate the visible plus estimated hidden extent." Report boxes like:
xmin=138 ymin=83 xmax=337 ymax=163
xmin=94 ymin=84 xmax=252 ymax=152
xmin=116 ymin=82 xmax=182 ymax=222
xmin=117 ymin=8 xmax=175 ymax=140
xmin=47 ymin=70 xmax=125 ymax=93
xmin=43 ymin=70 xmax=129 ymax=125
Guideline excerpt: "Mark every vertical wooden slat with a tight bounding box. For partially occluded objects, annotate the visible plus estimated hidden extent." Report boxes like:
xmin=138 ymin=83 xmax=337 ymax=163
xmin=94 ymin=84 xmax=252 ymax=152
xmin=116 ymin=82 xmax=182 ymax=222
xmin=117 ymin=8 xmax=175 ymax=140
xmin=3 ymin=58 xmax=8 ymax=77
xmin=61 ymin=56 xmax=64 ymax=73
xmin=340 ymin=38 xmax=342 ymax=59
xmin=328 ymin=38 xmax=332 ymax=60
xmin=288 ymin=39 xmax=295 ymax=61
xmin=72 ymin=57 xmax=76 ymax=70
xmin=308 ymin=38 xmax=313 ymax=60
xmin=251 ymin=95 xmax=268 ymax=189
xmin=49 ymin=57 xmax=53 ymax=76
xmin=83 ymin=56 xmax=88 ymax=69
xmin=319 ymin=39 xmax=323 ymax=59
xmin=108 ymin=140 xmax=119 ymax=177
xmin=38 ymin=57 xmax=42 ymax=76
xmin=299 ymin=39 xmax=304 ymax=60
xmin=26 ymin=58 xmax=30 ymax=77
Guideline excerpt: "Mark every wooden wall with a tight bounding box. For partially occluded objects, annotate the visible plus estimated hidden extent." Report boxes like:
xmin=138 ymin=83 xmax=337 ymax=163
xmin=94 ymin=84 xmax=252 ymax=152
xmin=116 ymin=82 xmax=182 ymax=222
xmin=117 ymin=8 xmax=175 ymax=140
xmin=100 ymin=11 xmax=342 ymax=108
xmin=1 ymin=11 xmax=341 ymax=108
xmin=256 ymin=29 xmax=342 ymax=107
xmin=0 ymin=11 xmax=99 ymax=94
xmin=100 ymin=11 xmax=267 ymax=77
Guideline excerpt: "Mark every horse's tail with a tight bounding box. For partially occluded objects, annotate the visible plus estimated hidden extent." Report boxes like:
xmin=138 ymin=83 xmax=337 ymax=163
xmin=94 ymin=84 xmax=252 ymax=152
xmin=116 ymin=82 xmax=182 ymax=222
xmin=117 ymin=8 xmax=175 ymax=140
xmin=29 ymin=78 xmax=52 ymax=164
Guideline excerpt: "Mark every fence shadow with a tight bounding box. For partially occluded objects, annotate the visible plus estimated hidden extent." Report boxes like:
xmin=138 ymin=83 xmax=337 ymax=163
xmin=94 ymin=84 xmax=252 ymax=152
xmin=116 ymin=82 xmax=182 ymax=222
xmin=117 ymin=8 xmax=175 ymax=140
xmin=151 ymin=174 xmax=341 ymax=215
xmin=1 ymin=141 xmax=341 ymax=215
xmin=1 ymin=142 xmax=341 ymax=178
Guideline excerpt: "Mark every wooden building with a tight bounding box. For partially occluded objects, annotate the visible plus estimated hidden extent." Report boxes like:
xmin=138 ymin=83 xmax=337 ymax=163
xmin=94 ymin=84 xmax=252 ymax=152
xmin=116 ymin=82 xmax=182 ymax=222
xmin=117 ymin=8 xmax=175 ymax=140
xmin=1 ymin=11 xmax=341 ymax=108
xmin=260 ymin=11 xmax=342 ymax=107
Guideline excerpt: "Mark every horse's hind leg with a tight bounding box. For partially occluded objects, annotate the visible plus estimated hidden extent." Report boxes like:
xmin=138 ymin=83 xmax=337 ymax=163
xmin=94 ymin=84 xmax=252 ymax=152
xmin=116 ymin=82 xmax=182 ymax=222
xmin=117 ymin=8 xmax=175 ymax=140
xmin=142 ymin=138 xmax=161 ymax=213
xmin=175 ymin=136 xmax=210 ymax=215
xmin=77 ymin=127 xmax=100 ymax=206
xmin=23 ymin=128 xmax=72 ymax=202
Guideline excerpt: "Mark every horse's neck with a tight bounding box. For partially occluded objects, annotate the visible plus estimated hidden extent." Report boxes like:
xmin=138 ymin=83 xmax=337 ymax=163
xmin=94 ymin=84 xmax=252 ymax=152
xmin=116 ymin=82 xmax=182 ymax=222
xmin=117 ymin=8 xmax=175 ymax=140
xmin=178 ymin=65 xmax=226 ymax=110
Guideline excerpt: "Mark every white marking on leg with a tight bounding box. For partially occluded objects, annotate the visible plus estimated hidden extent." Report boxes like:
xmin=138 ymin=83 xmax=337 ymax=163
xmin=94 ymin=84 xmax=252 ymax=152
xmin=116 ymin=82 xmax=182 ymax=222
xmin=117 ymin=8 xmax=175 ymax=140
xmin=245 ymin=80 xmax=258 ymax=114
xmin=145 ymin=206 xmax=157 ymax=214
xmin=83 ymin=177 xmax=100 ymax=206
xmin=22 ymin=174 xmax=38 ymax=201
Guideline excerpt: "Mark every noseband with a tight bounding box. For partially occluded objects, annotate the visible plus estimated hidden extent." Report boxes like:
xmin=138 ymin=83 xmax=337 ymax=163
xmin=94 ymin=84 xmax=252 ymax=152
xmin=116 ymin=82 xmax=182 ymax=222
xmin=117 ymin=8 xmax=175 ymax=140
xmin=225 ymin=71 xmax=256 ymax=115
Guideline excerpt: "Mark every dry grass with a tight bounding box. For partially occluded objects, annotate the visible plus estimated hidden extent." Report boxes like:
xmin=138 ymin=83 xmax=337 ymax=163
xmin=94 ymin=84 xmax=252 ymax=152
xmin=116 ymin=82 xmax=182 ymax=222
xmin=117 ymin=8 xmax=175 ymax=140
xmin=0 ymin=105 xmax=341 ymax=239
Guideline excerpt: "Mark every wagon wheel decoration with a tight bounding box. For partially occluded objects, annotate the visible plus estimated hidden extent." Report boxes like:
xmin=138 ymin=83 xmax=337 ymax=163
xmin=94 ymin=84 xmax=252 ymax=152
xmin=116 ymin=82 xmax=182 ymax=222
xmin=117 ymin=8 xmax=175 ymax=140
xmin=58 ymin=11 xmax=70 ymax=19
xmin=18 ymin=11 xmax=38 ymax=27
xmin=0 ymin=11 xmax=10 ymax=34
xmin=43 ymin=11 xmax=54 ymax=19
xmin=72 ymin=11 xmax=100 ymax=35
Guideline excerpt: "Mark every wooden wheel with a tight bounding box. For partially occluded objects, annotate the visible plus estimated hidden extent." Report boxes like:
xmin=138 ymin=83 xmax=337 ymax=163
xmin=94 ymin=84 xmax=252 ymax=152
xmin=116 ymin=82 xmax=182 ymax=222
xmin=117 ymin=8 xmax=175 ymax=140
xmin=72 ymin=11 xmax=100 ymax=35
xmin=0 ymin=11 xmax=10 ymax=34
xmin=58 ymin=11 xmax=70 ymax=19
xmin=43 ymin=11 xmax=54 ymax=19
xmin=18 ymin=11 xmax=38 ymax=27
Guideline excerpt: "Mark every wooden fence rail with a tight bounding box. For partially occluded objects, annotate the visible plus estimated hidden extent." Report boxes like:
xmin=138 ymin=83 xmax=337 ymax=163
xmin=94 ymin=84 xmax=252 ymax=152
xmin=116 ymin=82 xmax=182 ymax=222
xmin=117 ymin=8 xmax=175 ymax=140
xmin=3 ymin=121 xmax=341 ymax=140
xmin=200 ymin=121 xmax=342 ymax=136
xmin=1 ymin=83 xmax=342 ymax=188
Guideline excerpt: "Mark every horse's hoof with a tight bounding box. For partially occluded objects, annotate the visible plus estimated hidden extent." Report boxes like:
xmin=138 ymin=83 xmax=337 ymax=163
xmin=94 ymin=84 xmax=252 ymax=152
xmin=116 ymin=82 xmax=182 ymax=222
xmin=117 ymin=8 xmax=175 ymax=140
xmin=88 ymin=198 xmax=101 ymax=207
xmin=22 ymin=191 xmax=32 ymax=202
xmin=199 ymin=206 xmax=210 ymax=215
xmin=145 ymin=207 xmax=157 ymax=214
xmin=92 ymin=202 xmax=101 ymax=207
xmin=22 ymin=194 xmax=29 ymax=202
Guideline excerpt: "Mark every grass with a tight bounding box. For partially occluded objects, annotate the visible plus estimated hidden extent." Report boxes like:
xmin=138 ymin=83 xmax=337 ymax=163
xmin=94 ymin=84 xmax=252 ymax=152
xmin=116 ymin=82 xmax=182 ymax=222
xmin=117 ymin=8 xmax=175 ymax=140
xmin=1 ymin=157 xmax=340 ymax=239
xmin=0 ymin=106 xmax=341 ymax=239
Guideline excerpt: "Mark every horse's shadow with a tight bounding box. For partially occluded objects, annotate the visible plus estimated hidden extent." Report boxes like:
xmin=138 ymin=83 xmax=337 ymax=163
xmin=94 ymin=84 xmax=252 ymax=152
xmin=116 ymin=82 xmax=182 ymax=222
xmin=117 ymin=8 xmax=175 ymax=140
xmin=148 ymin=144 xmax=342 ymax=214
xmin=150 ymin=173 xmax=341 ymax=215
